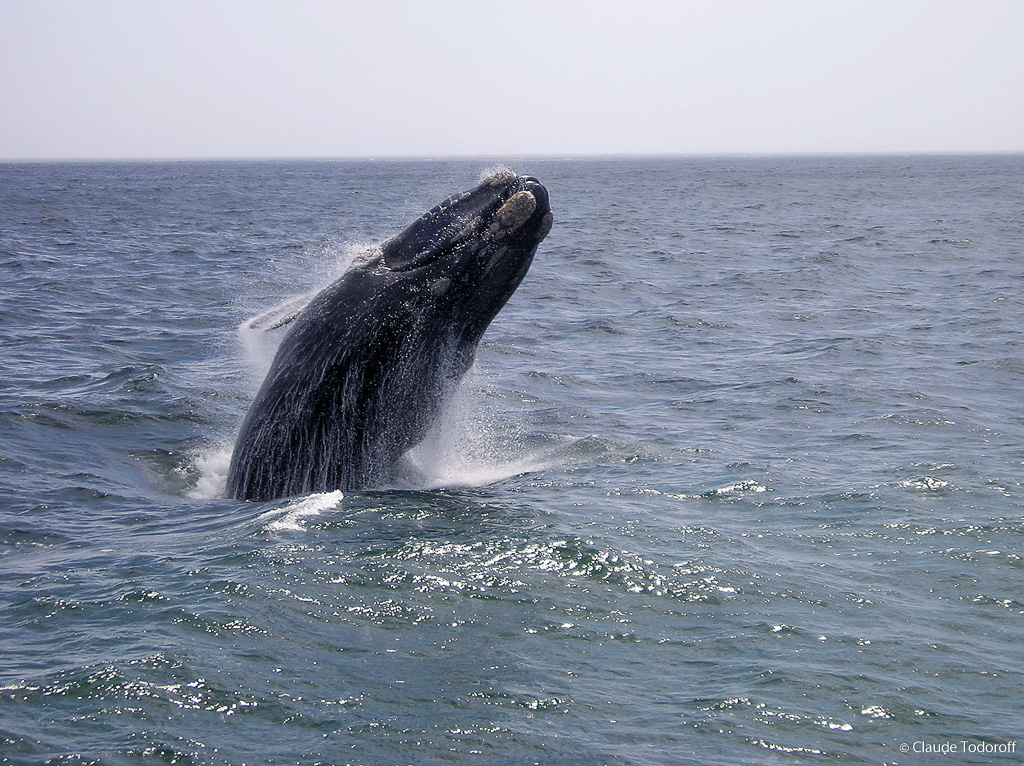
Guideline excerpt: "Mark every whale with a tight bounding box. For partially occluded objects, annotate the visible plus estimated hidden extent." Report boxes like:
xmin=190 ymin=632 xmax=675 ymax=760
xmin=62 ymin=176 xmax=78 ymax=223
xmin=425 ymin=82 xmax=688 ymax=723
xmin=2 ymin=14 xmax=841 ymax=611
xmin=226 ymin=171 xmax=553 ymax=501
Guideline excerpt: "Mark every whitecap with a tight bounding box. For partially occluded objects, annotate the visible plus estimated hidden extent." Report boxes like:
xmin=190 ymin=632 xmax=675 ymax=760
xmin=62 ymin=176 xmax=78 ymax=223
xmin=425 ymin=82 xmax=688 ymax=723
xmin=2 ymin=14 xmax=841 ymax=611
xmin=256 ymin=490 xmax=345 ymax=532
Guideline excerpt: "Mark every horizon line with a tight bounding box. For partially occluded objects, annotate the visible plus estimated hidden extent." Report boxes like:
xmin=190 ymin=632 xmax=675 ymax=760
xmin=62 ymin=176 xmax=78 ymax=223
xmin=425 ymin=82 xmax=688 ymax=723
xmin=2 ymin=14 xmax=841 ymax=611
xmin=3 ymin=149 xmax=1024 ymax=165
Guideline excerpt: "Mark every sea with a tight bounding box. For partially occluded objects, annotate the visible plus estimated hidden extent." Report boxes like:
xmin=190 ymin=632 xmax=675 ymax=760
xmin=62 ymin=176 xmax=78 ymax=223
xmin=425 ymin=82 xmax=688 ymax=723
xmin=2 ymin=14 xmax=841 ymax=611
xmin=1 ymin=156 xmax=1022 ymax=765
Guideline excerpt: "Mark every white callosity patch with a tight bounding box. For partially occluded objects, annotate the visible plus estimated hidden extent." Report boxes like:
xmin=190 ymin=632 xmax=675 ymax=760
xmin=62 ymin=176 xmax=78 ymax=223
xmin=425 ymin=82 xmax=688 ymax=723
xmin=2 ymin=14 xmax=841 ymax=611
xmin=497 ymin=191 xmax=537 ymax=229
xmin=489 ymin=191 xmax=537 ymax=236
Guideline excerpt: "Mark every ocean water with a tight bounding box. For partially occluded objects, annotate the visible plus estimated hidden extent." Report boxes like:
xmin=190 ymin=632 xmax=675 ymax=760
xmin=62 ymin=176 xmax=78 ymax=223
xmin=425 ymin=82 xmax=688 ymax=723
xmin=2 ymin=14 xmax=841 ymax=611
xmin=1 ymin=156 xmax=1022 ymax=765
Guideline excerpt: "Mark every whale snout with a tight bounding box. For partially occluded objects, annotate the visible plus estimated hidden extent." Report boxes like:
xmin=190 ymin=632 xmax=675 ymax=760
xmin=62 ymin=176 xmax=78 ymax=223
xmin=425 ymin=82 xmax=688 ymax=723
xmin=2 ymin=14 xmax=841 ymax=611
xmin=520 ymin=178 xmax=552 ymax=241
xmin=483 ymin=175 xmax=551 ymax=243
xmin=382 ymin=172 xmax=551 ymax=274
xmin=519 ymin=176 xmax=549 ymax=213
xmin=480 ymin=172 xmax=549 ymax=217
xmin=493 ymin=191 xmax=537 ymax=231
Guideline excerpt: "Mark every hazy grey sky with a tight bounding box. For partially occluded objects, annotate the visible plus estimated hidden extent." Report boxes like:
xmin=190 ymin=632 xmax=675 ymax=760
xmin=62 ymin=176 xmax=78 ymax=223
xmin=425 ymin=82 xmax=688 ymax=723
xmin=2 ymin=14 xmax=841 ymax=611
xmin=2 ymin=0 xmax=1022 ymax=160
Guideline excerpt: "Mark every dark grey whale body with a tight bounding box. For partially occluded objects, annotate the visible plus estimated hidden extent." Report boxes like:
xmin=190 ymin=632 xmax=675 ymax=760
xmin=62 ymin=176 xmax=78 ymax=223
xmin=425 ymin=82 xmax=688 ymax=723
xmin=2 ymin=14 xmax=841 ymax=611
xmin=226 ymin=172 xmax=552 ymax=500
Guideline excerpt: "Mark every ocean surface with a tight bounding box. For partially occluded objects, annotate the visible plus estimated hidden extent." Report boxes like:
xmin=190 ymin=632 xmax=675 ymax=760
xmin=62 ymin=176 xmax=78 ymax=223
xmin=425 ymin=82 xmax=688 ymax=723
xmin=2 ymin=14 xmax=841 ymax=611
xmin=1 ymin=156 xmax=1023 ymax=765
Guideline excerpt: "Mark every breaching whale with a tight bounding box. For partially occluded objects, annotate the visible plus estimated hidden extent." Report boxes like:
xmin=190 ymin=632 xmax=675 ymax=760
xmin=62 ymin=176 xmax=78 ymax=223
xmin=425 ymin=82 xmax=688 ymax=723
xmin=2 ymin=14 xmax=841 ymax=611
xmin=226 ymin=172 xmax=553 ymax=501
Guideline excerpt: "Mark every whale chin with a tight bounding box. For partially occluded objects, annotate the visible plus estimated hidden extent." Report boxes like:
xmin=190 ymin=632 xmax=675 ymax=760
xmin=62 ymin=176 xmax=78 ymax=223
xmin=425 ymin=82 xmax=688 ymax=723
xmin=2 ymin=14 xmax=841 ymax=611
xmin=226 ymin=173 xmax=553 ymax=501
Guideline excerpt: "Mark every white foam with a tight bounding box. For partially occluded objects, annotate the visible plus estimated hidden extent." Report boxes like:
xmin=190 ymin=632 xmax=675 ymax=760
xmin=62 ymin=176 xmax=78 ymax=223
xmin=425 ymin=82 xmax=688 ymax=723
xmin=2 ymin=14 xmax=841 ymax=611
xmin=189 ymin=444 xmax=233 ymax=499
xmin=404 ymin=445 xmax=554 ymax=490
xmin=256 ymin=490 xmax=344 ymax=532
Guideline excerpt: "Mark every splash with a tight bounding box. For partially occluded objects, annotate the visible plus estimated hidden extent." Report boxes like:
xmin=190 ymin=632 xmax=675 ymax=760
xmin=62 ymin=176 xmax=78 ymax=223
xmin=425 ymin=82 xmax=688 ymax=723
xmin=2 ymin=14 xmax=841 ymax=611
xmin=189 ymin=444 xmax=233 ymax=499
xmin=477 ymin=163 xmax=515 ymax=185
xmin=398 ymin=374 xmax=570 ymax=489
xmin=255 ymin=490 xmax=344 ymax=532
xmin=237 ymin=291 xmax=315 ymax=378
xmin=237 ymin=241 xmax=376 ymax=382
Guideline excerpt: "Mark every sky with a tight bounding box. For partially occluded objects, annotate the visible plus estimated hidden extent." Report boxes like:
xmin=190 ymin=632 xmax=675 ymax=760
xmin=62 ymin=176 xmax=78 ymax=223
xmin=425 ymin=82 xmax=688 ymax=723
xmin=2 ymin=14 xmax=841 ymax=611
xmin=2 ymin=0 xmax=1023 ymax=160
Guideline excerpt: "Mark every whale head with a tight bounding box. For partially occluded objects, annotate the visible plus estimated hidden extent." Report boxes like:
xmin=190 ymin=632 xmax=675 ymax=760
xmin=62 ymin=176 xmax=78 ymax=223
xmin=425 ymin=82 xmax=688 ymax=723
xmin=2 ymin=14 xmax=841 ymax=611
xmin=379 ymin=171 xmax=553 ymax=343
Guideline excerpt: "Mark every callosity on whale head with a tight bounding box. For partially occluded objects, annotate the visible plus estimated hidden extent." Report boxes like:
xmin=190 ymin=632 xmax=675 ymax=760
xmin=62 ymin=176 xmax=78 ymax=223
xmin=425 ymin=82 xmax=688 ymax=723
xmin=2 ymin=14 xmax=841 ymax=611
xmin=226 ymin=172 xmax=553 ymax=501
